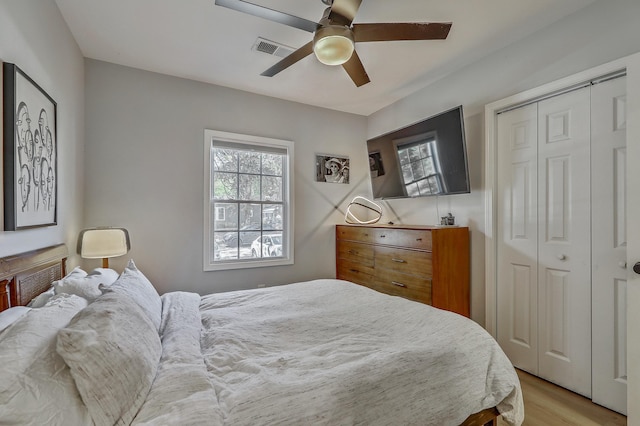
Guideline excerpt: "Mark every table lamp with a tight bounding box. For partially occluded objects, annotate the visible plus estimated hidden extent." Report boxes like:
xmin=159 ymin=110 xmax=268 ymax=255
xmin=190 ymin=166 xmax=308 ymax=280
xmin=345 ymin=196 xmax=382 ymax=224
xmin=77 ymin=227 xmax=130 ymax=268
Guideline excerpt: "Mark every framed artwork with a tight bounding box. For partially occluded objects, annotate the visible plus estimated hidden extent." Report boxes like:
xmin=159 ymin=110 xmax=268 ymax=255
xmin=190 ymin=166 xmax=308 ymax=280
xmin=315 ymin=154 xmax=349 ymax=184
xmin=369 ymin=151 xmax=385 ymax=178
xmin=3 ymin=63 xmax=57 ymax=230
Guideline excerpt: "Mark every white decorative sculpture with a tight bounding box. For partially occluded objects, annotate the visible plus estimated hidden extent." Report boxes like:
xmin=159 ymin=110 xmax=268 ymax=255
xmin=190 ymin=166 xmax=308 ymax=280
xmin=345 ymin=196 xmax=383 ymax=225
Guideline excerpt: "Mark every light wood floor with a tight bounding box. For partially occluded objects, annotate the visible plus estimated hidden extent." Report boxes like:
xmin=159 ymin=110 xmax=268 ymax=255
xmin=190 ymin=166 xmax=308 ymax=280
xmin=497 ymin=369 xmax=627 ymax=426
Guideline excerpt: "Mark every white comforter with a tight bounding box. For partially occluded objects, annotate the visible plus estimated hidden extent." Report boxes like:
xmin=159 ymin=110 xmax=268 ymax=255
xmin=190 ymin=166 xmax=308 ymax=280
xmin=136 ymin=279 xmax=524 ymax=426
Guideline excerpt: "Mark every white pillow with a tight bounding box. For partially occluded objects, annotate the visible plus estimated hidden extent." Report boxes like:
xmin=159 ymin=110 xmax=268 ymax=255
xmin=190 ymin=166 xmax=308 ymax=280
xmin=0 ymin=294 xmax=91 ymax=425
xmin=27 ymin=287 xmax=56 ymax=308
xmin=57 ymin=291 xmax=162 ymax=426
xmin=54 ymin=267 xmax=120 ymax=302
xmin=0 ymin=306 xmax=30 ymax=333
xmin=26 ymin=266 xmax=87 ymax=307
xmin=63 ymin=265 xmax=89 ymax=280
xmin=87 ymin=267 xmax=120 ymax=285
xmin=102 ymin=259 xmax=162 ymax=332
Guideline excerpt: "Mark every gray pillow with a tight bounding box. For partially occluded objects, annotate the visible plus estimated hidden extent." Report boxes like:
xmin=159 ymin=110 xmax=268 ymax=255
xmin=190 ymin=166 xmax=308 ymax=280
xmin=57 ymin=291 xmax=162 ymax=426
xmin=101 ymin=259 xmax=162 ymax=332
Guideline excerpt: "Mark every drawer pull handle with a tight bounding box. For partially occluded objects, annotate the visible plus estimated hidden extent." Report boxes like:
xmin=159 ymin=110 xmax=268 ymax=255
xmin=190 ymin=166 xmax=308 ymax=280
xmin=416 ymin=238 xmax=422 ymax=241
xmin=348 ymin=250 xmax=357 ymax=254
xmin=380 ymin=234 xmax=386 ymax=238
xmin=391 ymin=258 xmax=406 ymax=263
xmin=349 ymin=269 xmax=359 ymax=273
xmin=391 ymin=281 xmax=407 ymax=288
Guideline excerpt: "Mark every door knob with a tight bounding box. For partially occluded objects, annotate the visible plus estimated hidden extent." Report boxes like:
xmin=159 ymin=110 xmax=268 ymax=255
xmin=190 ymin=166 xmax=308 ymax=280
xmin=634 ymin=262 xmax=640 ymax=275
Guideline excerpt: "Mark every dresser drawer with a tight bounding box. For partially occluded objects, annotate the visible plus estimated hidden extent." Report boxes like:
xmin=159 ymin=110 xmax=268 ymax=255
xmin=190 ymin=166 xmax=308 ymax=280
xmin=375 ymin=273 xmax=432 ymax=305
xmin=337 ymin=260 xmax=375 ymax=287
xmin=337 ymin=241 xmax=374 ymax=266
xmin=375 ymin=246 xmax=432 ymax=279
xmin=336 ymin=225 xmax=375 ymax=243
xmin=372 ymin=228 xmax=432 ymax=250
xmin=336 ymin=224 xmax=469 ymax=316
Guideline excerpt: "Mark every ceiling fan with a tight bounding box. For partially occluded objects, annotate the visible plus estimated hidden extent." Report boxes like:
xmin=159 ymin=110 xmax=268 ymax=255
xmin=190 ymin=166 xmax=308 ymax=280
xmin=214 ymin=0 xmax=452 ymax=87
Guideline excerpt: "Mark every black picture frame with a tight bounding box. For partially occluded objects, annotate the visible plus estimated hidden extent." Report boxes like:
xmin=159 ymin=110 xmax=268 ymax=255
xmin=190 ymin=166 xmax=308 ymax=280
xmin=368 ymin=151 xmax=385 ymax=177
xmin=315 ymin=154 xmax=350 ymax=184
xmin=3 ymin=62 xmax=57 ymax=230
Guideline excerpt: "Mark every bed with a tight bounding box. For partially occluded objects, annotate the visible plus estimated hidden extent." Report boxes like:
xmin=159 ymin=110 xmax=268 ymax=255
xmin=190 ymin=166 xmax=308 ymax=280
xmin=0 ymin=244 xmax=524 ymax=426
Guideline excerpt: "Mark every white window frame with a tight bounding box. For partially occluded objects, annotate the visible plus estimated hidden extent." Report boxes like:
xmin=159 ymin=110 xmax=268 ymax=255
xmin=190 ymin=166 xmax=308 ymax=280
xmin=203 ymin=129 xmax=294 ymax=271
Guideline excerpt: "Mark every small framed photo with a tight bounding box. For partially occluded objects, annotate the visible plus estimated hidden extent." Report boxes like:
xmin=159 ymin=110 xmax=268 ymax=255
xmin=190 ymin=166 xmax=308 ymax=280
xmin=316 ymin=154 xmax=349 ymax=184
xmin=3 ymin=63 xmax=57 ymax=230
xmin=369 ymin=151 xmax=385 ymax=178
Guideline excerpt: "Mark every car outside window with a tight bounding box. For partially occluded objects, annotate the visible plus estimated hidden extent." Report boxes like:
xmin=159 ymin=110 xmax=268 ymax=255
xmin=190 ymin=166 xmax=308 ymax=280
xmin=203 ymin=130 xmax=294 ymax=271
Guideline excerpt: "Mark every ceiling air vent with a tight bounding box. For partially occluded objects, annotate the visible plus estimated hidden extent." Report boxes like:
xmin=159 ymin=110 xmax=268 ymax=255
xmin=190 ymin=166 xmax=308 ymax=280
xmin=252 ymin=37 xmax=294 ymax=58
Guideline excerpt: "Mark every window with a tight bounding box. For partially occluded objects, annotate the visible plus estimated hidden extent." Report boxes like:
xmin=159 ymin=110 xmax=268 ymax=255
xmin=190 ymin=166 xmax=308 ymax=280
xmin=203 ymin=130 xmax=294 ymax=271
xmin=395 ymin=132 xmax=443 ymax=196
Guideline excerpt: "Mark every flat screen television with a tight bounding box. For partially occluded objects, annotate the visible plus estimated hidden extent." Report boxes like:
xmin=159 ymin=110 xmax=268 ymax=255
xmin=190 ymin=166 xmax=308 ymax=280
xmin=367 ymin=106 xmax=470 ymax=199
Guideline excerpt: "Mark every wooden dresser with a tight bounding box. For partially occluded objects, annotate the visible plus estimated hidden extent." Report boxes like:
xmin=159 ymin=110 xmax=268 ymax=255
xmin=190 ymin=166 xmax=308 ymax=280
xmin=336 ymin=224 xmax=470 ymax=317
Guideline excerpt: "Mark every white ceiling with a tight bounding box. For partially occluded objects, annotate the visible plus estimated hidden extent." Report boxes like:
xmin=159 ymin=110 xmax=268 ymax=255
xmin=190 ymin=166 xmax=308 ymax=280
xmin=54 ymin=0 xmax=597 ymax=116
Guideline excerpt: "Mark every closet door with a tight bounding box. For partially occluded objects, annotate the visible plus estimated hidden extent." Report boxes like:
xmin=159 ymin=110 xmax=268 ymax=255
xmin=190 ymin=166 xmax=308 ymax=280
xmin=591 ymin=76 xmax=627 ymax=414
xmin=496 ymin=88 xmax=592 ymax=397
xmin=496 ymin=104 xmax=539 ymax=374
xmin=536 ymin=87 xmax=591 ymax=397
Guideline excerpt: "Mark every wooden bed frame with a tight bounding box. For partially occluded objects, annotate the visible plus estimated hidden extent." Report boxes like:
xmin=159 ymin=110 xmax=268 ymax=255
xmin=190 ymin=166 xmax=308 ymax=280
xmin=0 ymin=244 xmax=67 ymax=312
xmin=463 ymin=407 xmax=500 ymax=425
xmin=0 ymin=244 xmax=500 ymax=426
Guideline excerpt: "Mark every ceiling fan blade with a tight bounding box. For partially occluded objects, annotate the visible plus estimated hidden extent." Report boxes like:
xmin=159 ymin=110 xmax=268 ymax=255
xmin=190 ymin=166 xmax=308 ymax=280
xmin=328 ymin=0 xmax=363 ymax=26
xmin=215 ymin=0 xmax=318 ymax=33
xmin=261 ymin=42 xmax=314 ymax=77
xmin=342 ymin=51 xmax=370 ymax=87
xmin=353 ymin=22 xmax=452 ymax=42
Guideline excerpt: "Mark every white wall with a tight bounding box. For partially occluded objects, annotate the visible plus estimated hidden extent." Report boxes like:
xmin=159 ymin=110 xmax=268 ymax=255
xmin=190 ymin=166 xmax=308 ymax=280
xmin=83 ymin=60 xmax=367 ymax=295
xmin=0 ymin=1 xmax=85 ymax=263
xmin=367 ymin=0 xmax=640 ymax=325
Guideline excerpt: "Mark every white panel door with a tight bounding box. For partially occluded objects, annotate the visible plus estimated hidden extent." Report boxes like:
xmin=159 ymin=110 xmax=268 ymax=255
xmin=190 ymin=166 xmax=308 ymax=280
xmin=591 ymin=76 xmax=627 ymax=414
xmin=536 ymin=87 xmax=592 ymax=397
xmin=496 ymin=104 xmax=539 ymax=374
xmin=626 ymin=54 xmax=640 ymax=426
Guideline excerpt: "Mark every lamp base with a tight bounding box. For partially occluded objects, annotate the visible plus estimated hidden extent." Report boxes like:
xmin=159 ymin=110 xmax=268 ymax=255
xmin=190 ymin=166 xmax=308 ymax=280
xmin=102 ymin=258 xmax=109 ymax=268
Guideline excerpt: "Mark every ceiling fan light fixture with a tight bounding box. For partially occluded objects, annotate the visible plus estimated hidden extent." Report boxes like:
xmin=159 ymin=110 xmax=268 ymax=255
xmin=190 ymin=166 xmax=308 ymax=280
xmin=313 ymin=25 xmax=354 ymax=66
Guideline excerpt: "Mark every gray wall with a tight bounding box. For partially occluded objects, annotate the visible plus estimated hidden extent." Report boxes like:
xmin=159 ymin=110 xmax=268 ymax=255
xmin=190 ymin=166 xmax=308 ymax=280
xmin=367 ymin=0 xmax=640 ymax=324
xmin=83 ymin=0 xmax=640 ymax=324
xmin=84 ymin=60 xmax=368 ymax=295
xmin=0 ymin=1 xmax=85 ymax=262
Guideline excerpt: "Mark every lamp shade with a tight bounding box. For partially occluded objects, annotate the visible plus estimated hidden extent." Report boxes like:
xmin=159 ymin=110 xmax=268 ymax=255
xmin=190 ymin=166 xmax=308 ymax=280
xmin=77 ymin=227 xmax=130 ymax=259
xmin=313 ymin=25 xmax=355 ymax=66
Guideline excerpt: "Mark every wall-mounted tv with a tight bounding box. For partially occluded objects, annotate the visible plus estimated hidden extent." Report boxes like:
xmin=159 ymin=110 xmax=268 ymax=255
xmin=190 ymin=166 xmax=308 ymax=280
xmin=367 ymin=106 xmax=470 ymax=200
